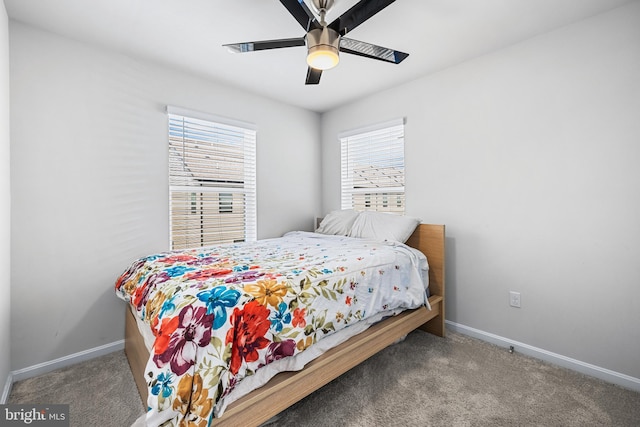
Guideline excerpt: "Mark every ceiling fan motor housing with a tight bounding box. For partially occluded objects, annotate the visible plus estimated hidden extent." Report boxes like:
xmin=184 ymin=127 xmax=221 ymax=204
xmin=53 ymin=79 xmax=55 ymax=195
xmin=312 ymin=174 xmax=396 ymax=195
xmin=306 ymin=27 xmax=340 ymax=70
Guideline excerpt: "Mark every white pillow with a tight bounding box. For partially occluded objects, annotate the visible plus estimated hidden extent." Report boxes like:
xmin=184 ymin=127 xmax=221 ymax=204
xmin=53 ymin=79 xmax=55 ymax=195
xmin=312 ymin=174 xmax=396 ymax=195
xmin=315 ymin=209 xmax=360 ymax=236
xmin=348 ymin=211 xmax=420 ymax=243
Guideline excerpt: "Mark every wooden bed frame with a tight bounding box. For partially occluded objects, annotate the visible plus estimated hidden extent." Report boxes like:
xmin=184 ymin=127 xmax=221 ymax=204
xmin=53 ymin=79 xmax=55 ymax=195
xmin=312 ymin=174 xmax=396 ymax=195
xmin=124 ymin=224 xmax=445 ymax=426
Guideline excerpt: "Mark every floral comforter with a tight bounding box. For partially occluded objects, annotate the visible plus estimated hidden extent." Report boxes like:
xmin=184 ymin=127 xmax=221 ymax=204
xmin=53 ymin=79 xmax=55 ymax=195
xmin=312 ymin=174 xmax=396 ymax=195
xmin=115 ymin=231 xmax=429 ymax=426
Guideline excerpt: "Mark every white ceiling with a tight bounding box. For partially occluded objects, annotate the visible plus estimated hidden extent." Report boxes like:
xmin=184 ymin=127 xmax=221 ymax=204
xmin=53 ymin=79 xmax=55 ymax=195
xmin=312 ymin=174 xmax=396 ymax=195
xmin=4 ymin=0 xmax=634 ymax=112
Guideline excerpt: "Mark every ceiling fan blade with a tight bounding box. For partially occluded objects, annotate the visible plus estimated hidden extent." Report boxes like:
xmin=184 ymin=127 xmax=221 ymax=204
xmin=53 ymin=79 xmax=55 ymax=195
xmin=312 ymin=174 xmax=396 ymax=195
xmin=339 ymin=37 xmax=408 ymax=64
xmin=224 ymin=37 xmax=305 ymax=53
xmin=306 ymin=67 xmax=322 ymax=85
xmin=328 ymin=0 xmax=396 ymax=36
xmin=280 ymin=0 xmax=321 ymax=31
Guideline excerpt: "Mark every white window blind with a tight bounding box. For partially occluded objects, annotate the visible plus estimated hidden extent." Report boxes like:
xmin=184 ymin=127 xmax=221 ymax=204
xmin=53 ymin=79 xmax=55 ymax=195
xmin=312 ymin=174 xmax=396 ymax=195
xmin=168 ymin=107 xmax=256 ymax=249
xmin=340 ymin=119 xmax=405 ymax=214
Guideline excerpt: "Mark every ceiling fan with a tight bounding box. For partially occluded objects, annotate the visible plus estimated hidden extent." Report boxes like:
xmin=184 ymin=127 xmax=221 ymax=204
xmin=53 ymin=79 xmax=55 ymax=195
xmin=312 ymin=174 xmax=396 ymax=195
xmin=223 ymin=0 xmax=409 ymax=85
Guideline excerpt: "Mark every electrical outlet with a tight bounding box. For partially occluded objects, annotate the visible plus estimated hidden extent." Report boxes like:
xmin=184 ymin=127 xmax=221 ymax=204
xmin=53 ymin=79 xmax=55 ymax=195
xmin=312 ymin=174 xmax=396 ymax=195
xmin=509 ymin=291 xmax=521 ymax=308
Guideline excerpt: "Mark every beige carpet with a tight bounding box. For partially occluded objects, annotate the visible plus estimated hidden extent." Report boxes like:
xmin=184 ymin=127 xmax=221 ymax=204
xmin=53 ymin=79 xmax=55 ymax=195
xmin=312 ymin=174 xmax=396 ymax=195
xmin=9 ymin=330 xmax=640 ymax=426
xmin=8 ymin=349 xmax=143 ymax=426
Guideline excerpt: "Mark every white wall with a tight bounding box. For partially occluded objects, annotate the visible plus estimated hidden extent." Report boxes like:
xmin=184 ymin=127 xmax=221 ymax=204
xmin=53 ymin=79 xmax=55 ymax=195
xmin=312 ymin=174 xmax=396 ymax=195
xmin=9 ymin=22 xmax=320 ymax=371
xmin=321 ymin=3 xmax=640 ymax=379
xmin=0 ymin=0 xmax=11 ymax=398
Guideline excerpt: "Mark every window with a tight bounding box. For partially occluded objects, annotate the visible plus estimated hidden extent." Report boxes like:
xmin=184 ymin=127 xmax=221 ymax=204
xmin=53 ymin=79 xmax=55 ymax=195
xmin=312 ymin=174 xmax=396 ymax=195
xmin=340 ymin=119 xmax=405 ymax=214
xmin=168 ymin=106 xmax=256 ymax=249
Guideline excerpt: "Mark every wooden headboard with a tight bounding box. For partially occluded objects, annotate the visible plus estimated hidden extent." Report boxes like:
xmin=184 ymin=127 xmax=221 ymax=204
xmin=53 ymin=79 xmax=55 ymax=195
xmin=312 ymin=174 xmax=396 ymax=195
xmin=405 ymin=224 xmax=446 ymax=299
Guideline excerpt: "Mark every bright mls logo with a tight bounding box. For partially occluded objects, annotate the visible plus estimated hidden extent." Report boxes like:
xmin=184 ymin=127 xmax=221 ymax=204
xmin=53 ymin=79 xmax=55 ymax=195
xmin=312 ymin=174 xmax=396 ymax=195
xmin=1 ymin=404 xmax=69 ymax=426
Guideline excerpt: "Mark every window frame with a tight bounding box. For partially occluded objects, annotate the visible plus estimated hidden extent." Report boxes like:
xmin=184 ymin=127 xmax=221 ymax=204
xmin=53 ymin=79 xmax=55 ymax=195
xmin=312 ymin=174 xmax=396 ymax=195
xmin=339 ymin=118 xmax=406 ymax=215
xmin=167 ymin=106 xmax=257 ymax=249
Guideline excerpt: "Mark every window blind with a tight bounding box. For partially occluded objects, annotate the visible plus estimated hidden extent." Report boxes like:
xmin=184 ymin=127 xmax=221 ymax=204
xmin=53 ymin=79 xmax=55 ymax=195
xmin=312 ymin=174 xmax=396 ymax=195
xmin=168 ymin=108 xmax=256 ymax=249
xmin=340 ymin=119 xmax=405 ymax=214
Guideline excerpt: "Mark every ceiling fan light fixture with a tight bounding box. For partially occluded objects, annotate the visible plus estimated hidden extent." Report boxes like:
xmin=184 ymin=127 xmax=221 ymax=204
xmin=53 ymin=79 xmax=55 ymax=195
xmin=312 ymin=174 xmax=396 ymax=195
xmin=306 ymin=27 xmax=340 ymax=70
xmin=307 ymin=45 xmax=340 ymax=70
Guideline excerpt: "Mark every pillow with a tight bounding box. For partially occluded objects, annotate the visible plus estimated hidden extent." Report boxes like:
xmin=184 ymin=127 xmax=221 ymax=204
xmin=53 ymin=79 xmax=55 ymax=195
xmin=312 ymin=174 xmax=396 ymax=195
xmin=315 ymin=209 xmax=360 ymax=236
xmin=348 ymin=211 xmax=420 ymax=243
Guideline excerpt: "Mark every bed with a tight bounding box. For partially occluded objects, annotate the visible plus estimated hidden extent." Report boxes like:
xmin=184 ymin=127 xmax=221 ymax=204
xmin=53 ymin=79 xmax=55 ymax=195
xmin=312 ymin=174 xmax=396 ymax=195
xmin=117 ymin=220 xmax=445 ymax=426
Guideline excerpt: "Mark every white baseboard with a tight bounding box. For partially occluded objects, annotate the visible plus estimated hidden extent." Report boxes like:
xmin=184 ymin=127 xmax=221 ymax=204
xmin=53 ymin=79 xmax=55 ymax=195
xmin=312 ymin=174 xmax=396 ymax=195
xmin=10 ymin=340 xmax=125 ymax=384
xmin=446 ymin=320 xmax=640 ymax=393
xmin=1 ymin=372 xmax=12 ymax=404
